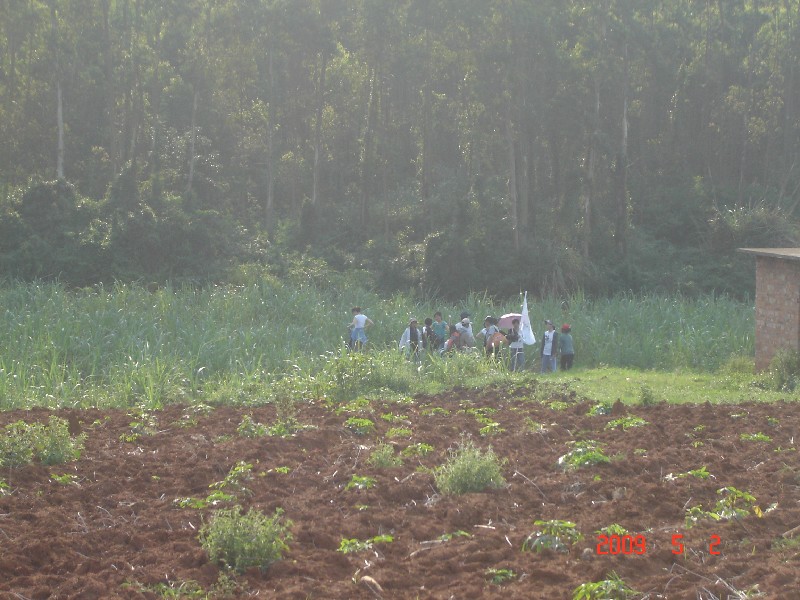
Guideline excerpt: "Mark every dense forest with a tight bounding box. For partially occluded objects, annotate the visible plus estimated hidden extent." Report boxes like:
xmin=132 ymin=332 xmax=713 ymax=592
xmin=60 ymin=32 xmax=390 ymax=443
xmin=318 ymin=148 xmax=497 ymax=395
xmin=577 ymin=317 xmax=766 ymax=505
xmin=1 ymin=0 xmax=799 ymax=299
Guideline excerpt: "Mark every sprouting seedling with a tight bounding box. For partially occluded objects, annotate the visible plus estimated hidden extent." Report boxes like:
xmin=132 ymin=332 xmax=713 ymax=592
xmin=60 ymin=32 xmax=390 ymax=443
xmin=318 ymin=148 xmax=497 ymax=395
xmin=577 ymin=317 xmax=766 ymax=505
xmin=522 ymin=519 xmax=582 ymax=553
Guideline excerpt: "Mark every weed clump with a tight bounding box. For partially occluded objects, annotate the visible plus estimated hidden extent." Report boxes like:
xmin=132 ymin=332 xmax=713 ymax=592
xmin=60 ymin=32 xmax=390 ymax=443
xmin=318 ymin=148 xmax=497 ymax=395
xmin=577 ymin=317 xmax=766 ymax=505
xmin=367 ymin=443 xmax=403 ymax=468
xmin=769 ymin=349 xmax=800 ymax=391
xmin=434 ymin=438 xmax=505 ymax=495
xmin=0 ymin=417 xmax=85 ymax=468
xmin=199 ymin=506 xmax=292 ymax=573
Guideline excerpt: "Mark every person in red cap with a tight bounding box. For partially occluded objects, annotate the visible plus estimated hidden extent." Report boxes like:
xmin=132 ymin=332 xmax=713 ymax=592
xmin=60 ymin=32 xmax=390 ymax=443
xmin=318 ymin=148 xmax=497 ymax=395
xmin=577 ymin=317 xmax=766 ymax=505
xmin=559 ymin=324 xmax=574 ymax=370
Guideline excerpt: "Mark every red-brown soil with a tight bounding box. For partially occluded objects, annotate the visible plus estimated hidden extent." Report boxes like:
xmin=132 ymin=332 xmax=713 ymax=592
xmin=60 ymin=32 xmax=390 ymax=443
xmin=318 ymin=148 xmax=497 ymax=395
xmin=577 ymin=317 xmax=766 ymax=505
xmin=1 ymin=385 xmax=799 ymax=599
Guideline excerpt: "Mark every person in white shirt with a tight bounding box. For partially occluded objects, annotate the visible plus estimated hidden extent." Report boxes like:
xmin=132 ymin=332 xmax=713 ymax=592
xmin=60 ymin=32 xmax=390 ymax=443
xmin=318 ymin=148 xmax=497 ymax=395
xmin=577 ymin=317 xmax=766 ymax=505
xmin=540 ymin=319 xmax=559 ymax=373
xmin=399 ymin=318 xmax=422 ymax=363
xmin=349 ymin=306 xmax=374 ymax=350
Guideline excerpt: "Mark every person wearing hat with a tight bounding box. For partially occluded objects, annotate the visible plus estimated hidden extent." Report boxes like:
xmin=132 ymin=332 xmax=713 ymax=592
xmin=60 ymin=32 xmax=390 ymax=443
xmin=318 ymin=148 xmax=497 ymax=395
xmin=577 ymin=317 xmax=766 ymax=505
xmin=455 ymin=317 xmax=475 ymax=349
xmin=506 ymin=318 xmax=525 ymax=371
xmin=399 ymin=318 xmax=422 ymax=363
xmin=559 ymin=324 xmax=574 ymax=370
xmin=540 ymin=319 xmax=559 ymax=373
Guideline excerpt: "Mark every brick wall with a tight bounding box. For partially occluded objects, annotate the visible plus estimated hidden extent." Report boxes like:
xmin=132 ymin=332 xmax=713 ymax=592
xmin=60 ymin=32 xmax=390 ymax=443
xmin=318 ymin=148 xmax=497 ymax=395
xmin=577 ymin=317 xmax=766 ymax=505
xmin=755 ymin=255 xmax=800 ymax=371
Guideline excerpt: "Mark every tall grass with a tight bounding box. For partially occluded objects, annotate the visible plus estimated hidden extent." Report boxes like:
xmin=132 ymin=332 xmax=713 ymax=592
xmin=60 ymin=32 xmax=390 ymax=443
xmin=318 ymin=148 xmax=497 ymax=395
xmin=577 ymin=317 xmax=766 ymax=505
xmin=0 ymin=281 xmax=754 ymax=409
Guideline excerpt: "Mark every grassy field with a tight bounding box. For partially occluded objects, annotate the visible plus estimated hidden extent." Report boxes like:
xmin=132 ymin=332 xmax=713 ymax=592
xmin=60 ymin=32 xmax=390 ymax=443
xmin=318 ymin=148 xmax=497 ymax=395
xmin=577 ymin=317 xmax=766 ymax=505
xmin=0 ymin=280 xmax=774 ymax=411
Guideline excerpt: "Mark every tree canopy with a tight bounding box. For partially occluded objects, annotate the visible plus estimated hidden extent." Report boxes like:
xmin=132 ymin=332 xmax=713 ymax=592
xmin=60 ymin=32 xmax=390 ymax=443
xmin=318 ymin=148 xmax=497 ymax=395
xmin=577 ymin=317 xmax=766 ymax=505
xmin=1 ymin=0 xmax=798 ymax=298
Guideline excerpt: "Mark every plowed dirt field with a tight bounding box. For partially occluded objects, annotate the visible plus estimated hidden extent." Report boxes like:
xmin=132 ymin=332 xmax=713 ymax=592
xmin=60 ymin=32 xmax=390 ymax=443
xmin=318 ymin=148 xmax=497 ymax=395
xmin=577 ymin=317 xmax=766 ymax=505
xmin=1 ymin=384 xmax=798 ymax=599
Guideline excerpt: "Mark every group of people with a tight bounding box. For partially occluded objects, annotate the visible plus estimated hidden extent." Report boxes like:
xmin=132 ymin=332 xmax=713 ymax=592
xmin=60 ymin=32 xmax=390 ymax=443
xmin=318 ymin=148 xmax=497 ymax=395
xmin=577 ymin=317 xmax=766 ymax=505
xmin=349 ymin=306 xmax=575 ymax=373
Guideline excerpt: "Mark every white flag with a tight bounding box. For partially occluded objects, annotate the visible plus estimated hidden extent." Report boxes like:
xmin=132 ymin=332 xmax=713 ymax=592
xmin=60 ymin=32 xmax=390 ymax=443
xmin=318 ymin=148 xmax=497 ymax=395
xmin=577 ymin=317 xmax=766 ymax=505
xmin=521 ymin=291 xmax=536 ymax=345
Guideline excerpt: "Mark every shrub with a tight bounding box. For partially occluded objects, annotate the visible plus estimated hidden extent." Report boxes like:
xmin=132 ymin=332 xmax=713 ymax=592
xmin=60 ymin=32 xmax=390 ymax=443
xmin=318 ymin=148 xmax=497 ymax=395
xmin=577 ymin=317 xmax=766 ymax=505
xmin=199 ymin=507 xmax=292 ymax=573
xmin=33 ymin=416 xmax=86 ymax=465
xmin=434 ymin=438 xmax=505 ymax=495
xmin=769 ymin=349 xmax=800 ymax=391
xmin=367 ymin=443 xmax=403 ymax=468
xmin=0 ymin=417 xmax=85 ymax=468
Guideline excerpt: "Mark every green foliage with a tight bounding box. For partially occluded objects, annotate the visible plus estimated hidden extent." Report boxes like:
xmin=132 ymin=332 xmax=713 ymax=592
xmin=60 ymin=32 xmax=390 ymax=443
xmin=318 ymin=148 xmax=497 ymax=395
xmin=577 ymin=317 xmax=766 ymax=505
xmin=557 ymin=441 xmax=611 ymax=470
xmin=345 ymin=475 xmax=377 ymax=491
xmin=344 ymin=417 xmax=375 ymax=436
xmin=434 ymin=439 xmax=506 ymax=495
xmin=596 ymin=524 xmax=629 ymax=536
xmin=485 ymin=568 xmax=517 ymax=585
xmin=199 ymin=507 xmax=292 ymax=573
xmin=385 ymin=427 xmax=413 ymax=439
xmin=522 ymin=520 xmax=583 ymax=553
xmin=337 ymin=534 xmax=393 ymax=554
xmin=237 ymin=415 xmax=269 ymax=438
xmin=685 ymin=487 xmax=759 ymax=528
xmin=740 ymin=432 xmax=772 ymax=442
xmin=367 ymin=443 xmax=403 ymax=468
xmin=572 ymin=572 xmax=638 ymax=600
xmin=605 ymin=416 xmax=649 ymax=431
xmin=768 ymin=349 xmax=800 ymax=392
xmin=638 ymin=384 xmax=658 ymax=406
xmin=402 ymin=442 xmax=434 ymax=457
xmin=0 ymin=417 xmax=85 ymax=468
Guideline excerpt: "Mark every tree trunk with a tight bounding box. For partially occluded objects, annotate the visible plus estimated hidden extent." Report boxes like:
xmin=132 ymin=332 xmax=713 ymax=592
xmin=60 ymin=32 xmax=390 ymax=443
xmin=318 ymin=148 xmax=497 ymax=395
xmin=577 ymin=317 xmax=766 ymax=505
xmin=50 ymin=2 xmax=64 ymax=179
xmin=360 ymin=66 xmax=379 ymax=229
xmin=506 ymin=116 xmax=519 ymax=253
xmin=583 ymin=76 xmax=600 ymax=260
xmin=265 ymin=43 xmax=275 ymax=230
xmin=311 ymin=51 xmax=327 ymax=207
xmin=616 ymin=40 xmax=629 ymax=257
xmin=186 ymin=88 xmax=198 ymax=195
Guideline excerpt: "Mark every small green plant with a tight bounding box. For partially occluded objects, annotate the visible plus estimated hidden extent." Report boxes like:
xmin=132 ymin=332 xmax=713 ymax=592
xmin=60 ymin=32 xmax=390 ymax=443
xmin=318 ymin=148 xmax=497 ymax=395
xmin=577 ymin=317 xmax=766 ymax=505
xmin=121 ymin=406 xmax=158 ymax=442
xmin=0 ymin=417 xmax=85 ymax=468
xmin=335 ymin=397 xmax=372 ymax=415
xmin=687 ymin=466 xmax=712 ymax=479
xmin=573 ymin=572 xmax=638 ymax=600
xmin=199 ymin=506 xmax=292 ymax=573
xmin=639 ymin=384 xmax=658 ymax=405
xmin=421 ymin=407 xmax=449 ymax=416
xmin=0 ymin=422 xmax=35 ymax=467
xmin=768 ymin=348 xmax=800 ymax=391
xmin=0 ymin=479 xmax=10 ymax=495
xmin=344 ymin=417 xmax=375 ymax=436
xmin=402 ymin=442 xmax=434 ymax=457
xmin=337 ymin=534 xmax=393 ymax=553
xmin=271 ymin=466 xmax=291 ymax=474
xmin=522 ymin=519 xmax=582 ymax=553
xmin=485 ymin=567 xmax=517 ymax=585
xmin=50 ymin=472 xmax=79 ymax=486
xmin=557 ymin=440 xmax=610 ymax=470
xmin=385 ymin=427 xmax=412 ymax=439
xmin=587 ymin=403 xmax=612 ymax=416
xmin=548 ymin=400 xmax=569 ymax=411
xmin=665 ymin=466 xmax=714 ymax=482
xmin=685 ymin=486 xmax=759 ymax=528
xmin=175 ymin=461 xmax=255 ymax=509
xmin=345 ymin=475 xmax=377 ymax=491
xmin=596 ymin=523 xmax=628 ymax=536
xmin=381 ymin=413 xmax=408 ymax=422
xmin=439 ymin=530 xmax=472 ymax=541
xmin=237 ymin=415 xmax=269 ymax=438
xmin=367 ymin=443 xmax=403 ymax=468
xmin=605 ymin=416 xmax=649 ymax=431
xmin=740 ymin=432 xmax=772 ymax=442
xmin=479 ymin=422 xmax=505 ymax=437
xmin=433 ymin=439 xmax=506 ymax=495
